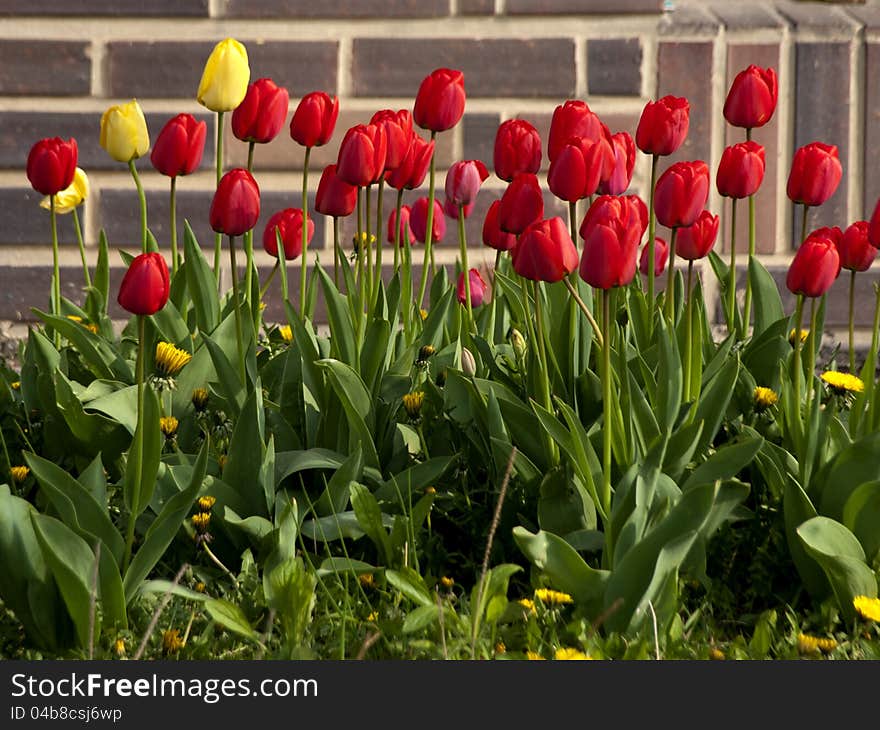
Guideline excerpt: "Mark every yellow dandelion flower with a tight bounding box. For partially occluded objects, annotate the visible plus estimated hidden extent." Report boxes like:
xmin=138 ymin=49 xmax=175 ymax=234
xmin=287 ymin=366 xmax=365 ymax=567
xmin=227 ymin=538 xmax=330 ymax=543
xmin=517 ymin=598 xmax=537 ymax=616
xmin=10 ymin=465 xmax=29 ymax=483
xmin=86 ymin=323 xmax=99 ymax=334
xmin=191 ymin=387 xmax=209 ymax=411
xmin=709 ymin=648 xmax=725 ymax=660
xmin=417 ymin=345 xmax=435 ymax=362
xmin=194 ymin=582 xmax=207 ymax=593
xmin=197 ymin=495 xmax=216 ymax=511
xmin=495 ymin=642 xmax=506 ymax=655
xmin=419 ymin=308 xmax=428 ymax=321
xmin=525 ymin=651 xmax=545 ymax=661
xmin=155 ymin=341 xmax=192 ymax=377
xmin=278 ymin=325 xmax=293 ymax=343
xmin=114 ymin=638 xmax=126 ymax=657
xmin=367 ymin=611 xmax=378 ymax=623
xmin=853 ymin=595 xmax=880 ymax=622
xmin=162 ymin=629 xmax=184 ymax=654
xmin=816 ymin=637 xmax=837 ymax=653
xmin=554 ymin=647 xmax=592 ymax=660
xmin=10 ymin=381 xmax=20 ymax=390
xmin=797 ymin=633 xmax=821 ymax=655
xmin=159 ymin=416 xmax=178 ymax=437
xmin=425 ymin=486 xmax=436 ymax=495
xmin=753 ymin=386 xmax=778 ymax=411
xmin=440 ymin=576 xmax=454 ymax=589
xmin=788 ymin=328 xmax=809 ymax=346
xmin=66 ymin=315 xmax=83 ymax=323
xmin=358 ymin=573 xmax=376 ymax=589
xmin=821 ymin=371 xmax=864 ymax=394
xmin=534 ymin=588 xmax=573 ymax=606
xmin=191 ymin=512 xmax=211 ymax=532
xmin=402 ymin=391 xmax=425 ymax=420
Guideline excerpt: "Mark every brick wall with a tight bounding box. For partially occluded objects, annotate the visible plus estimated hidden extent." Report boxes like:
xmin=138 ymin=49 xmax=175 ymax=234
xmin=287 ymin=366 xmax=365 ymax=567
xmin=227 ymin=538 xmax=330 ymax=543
xmin=1 ymin=0 xmax=879 ymax=340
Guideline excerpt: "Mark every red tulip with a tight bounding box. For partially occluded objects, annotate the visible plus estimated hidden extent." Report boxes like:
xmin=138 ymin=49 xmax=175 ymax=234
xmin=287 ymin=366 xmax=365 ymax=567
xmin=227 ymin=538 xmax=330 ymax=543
xmin=635 ymin=96 xmax=690 ymax=157
xmin=385 ymin=131 xmax=434 ymax=190
xmin=787 ymin=142 xmax=842 ymax=207
xmin=482 ymin=199 xmax=517 ymax=251
xmin=716 ymin=141 xmax=765 ymax=199
xmin=27 ymin=137 xmax=78 ymax=196
xmin=494 ymin=119 xmax=542 ymax=182
xmin=289 ymin=91 xmax=339 ymax=148
xmin=512 ymin=217 xmax=579 ymax=283
xmin=388 ymin=205 xmax=415 ymax=246
xmin=336 ymin=123 xmax=387 ymax=187
xmin=457 ymin=268 xmax=488 ymax=307
xmin=786 ymin=227 xmax=842 ymax=298
xmin=209 ymin=168 xmax=261 ymax=236
xmin=676 ymin=210 xmax=719 ymax=261
xmin=443 ymin=197 xmax=475 ymax=220
xmin=598 ymin=132 xmax=636 ymax=196
xmin=498 ymin=172 xmax=544 ymax=235
xmin=150 ymin=113 xmax=207 ymax=177
xmin=640 ymin=237 xmax=668 ymax=277
xmin=413 ymin=68 xmax=466 ymax=133
xmin=547 ymin=100 xmax=604 ymax=162
xmin=579 ymin=195 xmax=647 ymax=289
xmin=232 ymin=78 xmax=289 ymax=144
xmin=410 ymin=197 xmax=446 ymax=244
xmin=315 ymin=163 xmax=358 ymax=218
xmin=654 ymin=160 xmax=710 ymax=229
xmin=371 ymin=109 xmax=413 ymax=171
xmin=117 ymin=252 xmax=170 ymax=316
xmin=869 ymin=197 xmax=880 ymax=249
xmin=548 ymin=134 xmax=614 ymax=203
xmin=837 ymin=221 xmax=876 ymax=272
xmin=445 ymin=159 xmax=489 ymax=207
xmin=262 ymin=208 xmax=314 ymax=260
xmin=723 ymin=65 xmax=778 ymax=130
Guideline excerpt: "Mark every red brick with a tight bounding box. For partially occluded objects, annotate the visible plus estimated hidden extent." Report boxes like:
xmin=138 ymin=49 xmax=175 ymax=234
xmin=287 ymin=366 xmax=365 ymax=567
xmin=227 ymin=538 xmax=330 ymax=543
xmin=0 ymin=41 xmax=90 ymax=96
xmin=657 ymin=42 xmax=714 ymax=167
xmin=0 ymin=188 xmax=78 ymax=246
xmin=506 ymin=0 xmax=662 ymax=14
xmin=0 ymin=0 xmax=208 ymax=15
xmin=224 ymin=0 xmax=448 ymax=17
xmin=459 ymin=0 xmax=494 ymax=15
xmin=462 ymin=114 xmax=502 ymax=171
xmin=0 ymin=266 xmax=108 ymax=322
xmin=864 ymin=42 xmax=880 ymax=216
xmin=588 ymin=39 xmax=642 ymax=96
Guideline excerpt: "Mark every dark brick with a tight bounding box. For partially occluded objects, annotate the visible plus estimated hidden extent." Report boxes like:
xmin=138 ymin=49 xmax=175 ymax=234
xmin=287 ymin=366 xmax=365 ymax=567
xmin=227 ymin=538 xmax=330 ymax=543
xmin=97 ymin=189 xmax=325 ymax=255
xmin=658 ymin=3 xmax=722 ymax=35
xmin=793 ymin=42 xmax=850 ymax=245
xmin=0 ymin=41 xmax=90 ymax=96
xmin=657 ymin=42 xmax=714 ymax=166
xmin=506 ymin=0 xmax=663 ymax=14
xmin=0 ymin=112 xmax=214 ymax=172
xmin=864 ymin=42 xmax=880 ymax=217
xmin=722 ymin=43 xmax=781 ymax=256
xmin=0 ymin=188 xmax=78 ymax=246
xmin=0 ymin=0 xmax=208 ymax=15
xmin=708 ymin=2 xmax=785 ymax=30
xmin=765 ymin=267 xmax=880 ymax=329
xmin=459 ymin=0 xmax=494 ymax=15
xmin=0 ymin=266 xmax=111 ymax=322
xmin=224 ymin=0 xmax=448 ymax=17
xmin=588 ymin=38 xmax=642 ymax=96
xmin=775 ymin=0 xmax=861 ymax=32
xmin=462 ymin=114 xmax=502 ymax=170
xmin=351 ymin=38 xmax=576 ymax=98
xmin=106 ymin=41 xmax=338 ymax=100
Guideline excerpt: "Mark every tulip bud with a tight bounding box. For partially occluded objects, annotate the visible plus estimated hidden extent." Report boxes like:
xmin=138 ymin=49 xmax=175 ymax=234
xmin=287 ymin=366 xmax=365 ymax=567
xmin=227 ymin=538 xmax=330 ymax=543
xmin=385 ymin=131 xmax=434 ymax=191
xmin=579 ymin=195 xmax=647 ymax=289
xmin=40 ymin=167 xmax=88 ymax=214
xmin=388 ymin=205 xmax=415 ymax=246
xmin=150 ymin=113 xmax=207 ymax=178
xmin=482 ymin=199 xmax=517 ymax=251
xmin=676 ymin=210 xmax=720 ymax=261
xmin=370 ymin=109 xmax=413 ymax=170
xmin=508 ymin=328 xmax=527 ymax=359
xmin=513 ymin=217 xmax=579 ymax=283
xmin=445 ymin=159 xmax=489 ymax=208
xmin=654 ymin=160 xmax=710 ymax=229
xmin=336 ymin=123 xmax=387 ymax=187
xmin=100 ymin=100 xmax=149 ymax=163
xmin=290 ymin=91 xmax=339 ymax=148
xmin=493 ymin=118 xmax=542 ymax=182
xmin=786 ymin=228 xmax=842 ymax=298
xmin=410 ymin=197 xmax=446 ymax=244
xmin=548 ymin=100 xmax=605 ymax=162
xmin=635 ymin=95 xmax=690 ymax=157
xmin=723 ymin=65 xmax=778 ymax=130
xmin=716 ymin=141 xmax=765 ymax=199
xmin=837 ymin=221 xmax=876 ymax=272
xmin=640 ymin=237 xmax=668 ymax=277
xmin=232 ymin=78 xmax=289 ymax=144
xmin=117 ymin=252 xmax=170 ymax=316
xmin=548 ymin=135 xmax=613 ymax=203
xmin=598 ymin=132 xmax=636 ymax=196
xmin=197 ymin=38 xmax=250 ymax=113
xmin=787 ymin=142 xmax=842 ymax=208
xmin=262 ymin=208 xmax=314 ymax=260
xmin=210 ymin=168 xmax=260 ymax=236
xmin=27 ymin=137 xmax=78 ymax=196
xmin=499 ymin=172 xmax=544 ymax=235
xmin=413 ymin=68 xmax=466 ymax=133
xmin=460 ymin=347 xmax=477 ymax=377
xmin=315 ymin=164 xmax=358 ymax=218
xmin=443 ymin=197 xmax=474 ymax=220
xmin=457 ymin=268 xmax=488 ymax=308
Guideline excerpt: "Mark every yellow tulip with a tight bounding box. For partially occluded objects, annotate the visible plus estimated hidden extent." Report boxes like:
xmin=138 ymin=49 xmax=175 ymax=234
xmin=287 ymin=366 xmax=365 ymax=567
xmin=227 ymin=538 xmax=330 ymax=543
xmin=40 ymin=167 xmax=89 ymax=214
xmin=100 ymin=99 xmax=150 ymax=163
xmin=197 ymin=38 xmax=250 ymax=113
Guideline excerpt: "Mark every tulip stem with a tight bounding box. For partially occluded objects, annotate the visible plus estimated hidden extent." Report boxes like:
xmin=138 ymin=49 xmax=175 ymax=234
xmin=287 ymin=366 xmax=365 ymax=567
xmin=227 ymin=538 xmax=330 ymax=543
xmin=333 ymin=216 xmax=341 ymax=289
xmin=213 ymin=111 xmax=225 ymax=288
xmin=259 ymin=260 xmax=279 ymax=301
xmin=373 ymin=178 xmax=385 ymax=311
xmin=71 ymin=207 xmax=91 ymax=290
xmin=488 ymin=249 xmax=502 ymax=343
xmin=416 ymin=132 xmax=438 ymax=311
xmin=563 ymin=277 xmax=603 ymax=349
xmin=128 ymin=160 xmax=148 ymax=255
xmin=533 ymin=280 xmax=558 ymax=466
xmin=600 ymin=289 xmax=613 ymax=529
xmin=356 ymin=187 xmax=366 ymax=332
xmin=742 ymin=190 xmax=756 ymax=337
xmin=568 ymin=200 xmax=578 ymax=245
xmin=792 ymin=294 xmax=805 ymax=436
xmin=300 ymin=146 xmax=311 ymax=322
xmin=49 ymin=194 xmax=61 ymax=348
xmin=458 ymin=203 xmax=474 ymax=335
xmin=228 ymin=235 xmax=246 ymax=384
xmin=804 ymin=297 xmax=819 ymax=429
xmin=396 ymin=189 xmax=412 ymax=339
xmin=245 ymin=142 xmax=256 ymax=323
xmin=665 ymin=227 xmax=678 ymax=326
xmin=277 ymin=228 xmax=290 ymax=306
xmin=647 ymin=154 xmax=659 ymax=308
xmin=801 ymin=204 xmax=809 ymax=245
xmin=365 ymin=184 xmax=374 ymax=311
xmin=169 ymin=177 xmax=178 ymax=275
xmin=685 ymin=261 xmax=694 ymax=403
xmin=122 ymin=314 xmax=146 ymax=575
xmin=849 ymin=270 xmax=857 ymax=374
xmin=728 ymin=198 xmax=738 ymax=337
